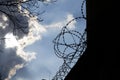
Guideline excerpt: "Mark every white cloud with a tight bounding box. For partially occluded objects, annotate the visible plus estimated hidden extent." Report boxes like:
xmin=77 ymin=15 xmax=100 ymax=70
xmin=2 ymin=14 xmax=8 ymax=21
xmin=0 ymin=12 xmax=9 ymax=29
xmin=5 ymin=33 xmax=18 ymax=48
xmin=5 ymin=64 xmax=25 ymax=80
xmin=44 ymin=14 xmax=76 ymax=29
xmin=0 ymin=3 xmax=46 ymax=80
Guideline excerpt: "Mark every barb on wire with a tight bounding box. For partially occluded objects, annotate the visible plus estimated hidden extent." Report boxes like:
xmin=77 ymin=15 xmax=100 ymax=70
xmin=81 ymin=0 xmax=86 ymax=19
xmin=52 ymin=0 xmax=86 ymax=80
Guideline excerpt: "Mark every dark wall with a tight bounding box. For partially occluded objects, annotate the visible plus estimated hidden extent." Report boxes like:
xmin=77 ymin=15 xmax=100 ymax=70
xmin=65 ymin=0 xmax=119 ymax=80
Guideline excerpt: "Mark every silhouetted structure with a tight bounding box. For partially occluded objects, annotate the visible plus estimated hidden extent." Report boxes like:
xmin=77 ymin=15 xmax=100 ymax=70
xmin=65 ymin=0 xmax=119 ymax=80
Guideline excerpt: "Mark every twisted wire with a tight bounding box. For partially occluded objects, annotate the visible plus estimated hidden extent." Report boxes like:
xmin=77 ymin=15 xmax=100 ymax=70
xmin=52 ymin=0 xmax=86 ymax=80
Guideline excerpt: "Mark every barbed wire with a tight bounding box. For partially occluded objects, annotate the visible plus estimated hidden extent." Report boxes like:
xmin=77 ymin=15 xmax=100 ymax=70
xmin=0 ymin=0 xmax=86 ymax=79
xmin=81 ymin=0 xmax=86 ymax=19
xmin=52 ymin=0 xmax=86 ymax=80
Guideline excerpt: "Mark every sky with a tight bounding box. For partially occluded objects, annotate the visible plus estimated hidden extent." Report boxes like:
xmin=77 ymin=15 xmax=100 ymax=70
xmin=0 ymin=0 xmax=86 ymax=80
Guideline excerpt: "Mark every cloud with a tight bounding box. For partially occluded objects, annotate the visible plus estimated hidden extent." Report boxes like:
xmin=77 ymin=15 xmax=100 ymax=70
xmin=1 ymin=0 xmax=86 ymax=80
xmin=5 ymin=33 xmax=18 ymax=48
xmin=44 ymin=14 xmax=76 ymax=29
xmin=9 ymin=0 xmax=85 ymax=80
xmin=0 ymin=3 xmax=46 ymax=80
